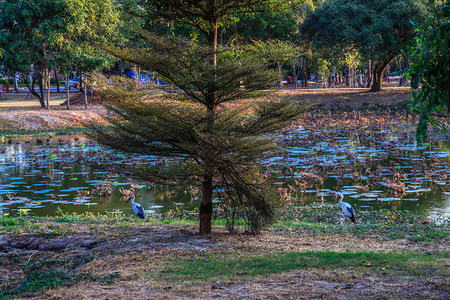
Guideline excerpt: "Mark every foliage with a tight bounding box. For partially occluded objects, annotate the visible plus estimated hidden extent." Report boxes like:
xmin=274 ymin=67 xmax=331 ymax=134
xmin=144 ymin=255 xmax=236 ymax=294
xmin=0 ymin=0 xmax=120 ymax=107
xmin=232 ymin=11 xmax=299 ymax=42
xmin=92 ymin=34 xmax=307 ymax=233
xmin=316 ymin=58 xmax=330 ymax=83
xmin=135 ymin=0 xmax=294 ymax=34
xmin=409 ymin=3 xmax=449 ymax=142
xmin=246 ymin=39 xmax=301 ymax=86
xmin=301 ymin=0 xmax=426 ymax=91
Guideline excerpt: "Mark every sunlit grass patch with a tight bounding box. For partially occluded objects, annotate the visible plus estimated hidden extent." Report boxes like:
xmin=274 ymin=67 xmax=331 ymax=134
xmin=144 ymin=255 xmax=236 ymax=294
xmin=157 ymin=250 xmax=449 ymax=283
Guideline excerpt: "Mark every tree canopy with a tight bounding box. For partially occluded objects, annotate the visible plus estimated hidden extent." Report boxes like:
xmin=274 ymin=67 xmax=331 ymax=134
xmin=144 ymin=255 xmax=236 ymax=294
xmin=0 ymin=0 xmax=120 ymax=107
xmin=409 ymin=3 xmax=449 ymax=141
xmin=301 ymin=0 xmax=426 ymax=91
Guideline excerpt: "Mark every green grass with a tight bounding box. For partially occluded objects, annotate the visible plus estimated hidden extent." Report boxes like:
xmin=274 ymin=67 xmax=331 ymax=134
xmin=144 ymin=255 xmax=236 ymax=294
xmin=0 ymin=214 xmax=200 ymax=235
xmin=0 ymin=217 xmax=20 ymax=226
xmin=1 ymin=209 xmax=448 ymax=243
xmin=0 ymin=212 xmax=448 ymax=297
xmin=277 ymin=206 xmax=449 ymax=242
xmin=157 ymin=250 xmax=449 ymax=282
xmin=277 ymin=220 xmax=449 ymax=242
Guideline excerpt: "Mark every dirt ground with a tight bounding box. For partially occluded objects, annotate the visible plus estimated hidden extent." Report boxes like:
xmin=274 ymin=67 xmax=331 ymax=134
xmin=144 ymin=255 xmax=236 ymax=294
xmin=3 ymin=223 xmax=447 ymax=300
xmin=0 ymin=88 xmax=413 ymax=132
xmin=0 ymin=94 xmax=107 ymax=131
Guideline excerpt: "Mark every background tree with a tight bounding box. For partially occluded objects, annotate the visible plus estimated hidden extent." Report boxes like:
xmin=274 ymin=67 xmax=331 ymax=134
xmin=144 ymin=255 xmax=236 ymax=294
xmin=316 ymin=57 xmax=330 ymax=87
xmin=301 ymin=0 xmax=425 ymax=91
xmin=409 ymin=2 xmax=449 ymax=141
xmin=231 ymin=11 xmax=299 ymax=42
xmin=246 ymin=40 xmax=300 ymax=88
xmin=0 ymin=0 xmax=120 ymax=108
xmin=94 ymin=35 xmax=307 ymax=233
xmin=291 ymin=44 xmax=313 ymax=88
xmin=344 ymin=48 xmax=361 ymax=88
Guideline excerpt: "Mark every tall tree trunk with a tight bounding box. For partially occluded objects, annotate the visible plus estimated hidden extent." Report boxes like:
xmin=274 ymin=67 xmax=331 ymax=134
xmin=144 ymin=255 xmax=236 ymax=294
xmin=38 ymin=75 xmax=45 ymax=108
xmin=199 ymin=19 xmax=219 ymax=234
xmin=366 ymin=59 xmax=372 ymax=88
xmin=66 ymin=73 xmax=70 ymax=110
xmin=200 ymin=175 xmax=213 ymax=234
xmin=55 ymin=71 xmax=60 ymax=93
xmin=398 ymin=57 xmax=409 ymax=87
xmin=302 ymin=71 xmax=307 ymax=87
xmin=24 ymin=74 xmax=45 ymax=108
xmin=371 ymin=62 xmax=389 ymax=92
xmin=132 ymin=65 xmax=141 ymax=89
xmin=84 ymin=79 xmax=88 ymax=109
xmin=46 ymin=68 xmax=50 ymax=110
xmin=277 ymin=63 xmax=282 ymax=89
xmin=14 ymin=74 xmax=18 ymax=91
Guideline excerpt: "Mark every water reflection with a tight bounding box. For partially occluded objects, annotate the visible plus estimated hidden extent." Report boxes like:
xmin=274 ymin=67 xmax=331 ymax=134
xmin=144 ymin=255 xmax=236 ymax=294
xmin=0 ymin=125 xmax=449 ymax=221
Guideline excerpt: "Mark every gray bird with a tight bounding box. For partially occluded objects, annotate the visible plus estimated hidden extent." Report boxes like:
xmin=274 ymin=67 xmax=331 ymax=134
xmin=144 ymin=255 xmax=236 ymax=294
xmin=336 ymin=192 xmax=356 ymax=223
xmin=127 ymin=195 xmax=145 ymax=219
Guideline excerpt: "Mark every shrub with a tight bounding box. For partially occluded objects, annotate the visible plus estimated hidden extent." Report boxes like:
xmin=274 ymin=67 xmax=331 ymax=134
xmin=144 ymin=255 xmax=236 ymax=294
xmin=7 ymin=78 xmax=14 ymax=84
xmin=0 ymin=79 xmax=9 ymax=84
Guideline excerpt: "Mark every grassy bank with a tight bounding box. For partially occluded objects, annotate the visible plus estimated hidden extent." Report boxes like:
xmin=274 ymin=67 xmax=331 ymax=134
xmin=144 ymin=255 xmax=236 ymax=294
xmin=0 ymin=210 xmax=448 ymax=299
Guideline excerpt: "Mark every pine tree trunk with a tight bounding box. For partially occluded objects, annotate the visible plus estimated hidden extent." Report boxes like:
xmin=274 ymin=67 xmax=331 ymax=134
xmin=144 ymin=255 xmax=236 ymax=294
xmin=199 ymin=175 xmax=213 ymax=234
xmin=199 ymin=18 xmax=219 ymax=234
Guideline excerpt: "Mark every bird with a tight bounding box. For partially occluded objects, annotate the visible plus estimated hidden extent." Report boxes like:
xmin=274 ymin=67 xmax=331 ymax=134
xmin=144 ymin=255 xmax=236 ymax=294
xmin=335 ymin=192 xmax=356 ymax=223
xmin=127 ymin=195 xmax=145 ymax=219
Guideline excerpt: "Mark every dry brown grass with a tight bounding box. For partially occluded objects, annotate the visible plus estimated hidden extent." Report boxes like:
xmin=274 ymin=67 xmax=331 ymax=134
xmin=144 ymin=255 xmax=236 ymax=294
xmin=0 ymin=88 xmax=413 ymax=133
xmin=3 ymin=220 xmax=449 ymax=300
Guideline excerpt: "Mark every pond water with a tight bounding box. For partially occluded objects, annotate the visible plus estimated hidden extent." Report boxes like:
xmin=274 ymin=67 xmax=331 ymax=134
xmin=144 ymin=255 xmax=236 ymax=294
xmin=0 ymin=122 xmax=449 ymax=220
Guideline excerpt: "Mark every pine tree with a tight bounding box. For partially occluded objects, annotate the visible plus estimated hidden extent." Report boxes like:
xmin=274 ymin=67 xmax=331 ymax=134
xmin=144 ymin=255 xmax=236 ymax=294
xmin=90 ymin=34 xmax=306 ymax=233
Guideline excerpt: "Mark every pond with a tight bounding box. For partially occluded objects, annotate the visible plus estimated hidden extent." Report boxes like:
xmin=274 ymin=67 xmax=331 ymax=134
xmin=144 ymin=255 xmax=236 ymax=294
xmin=0 ymin=120 xmax=449 ymax=221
